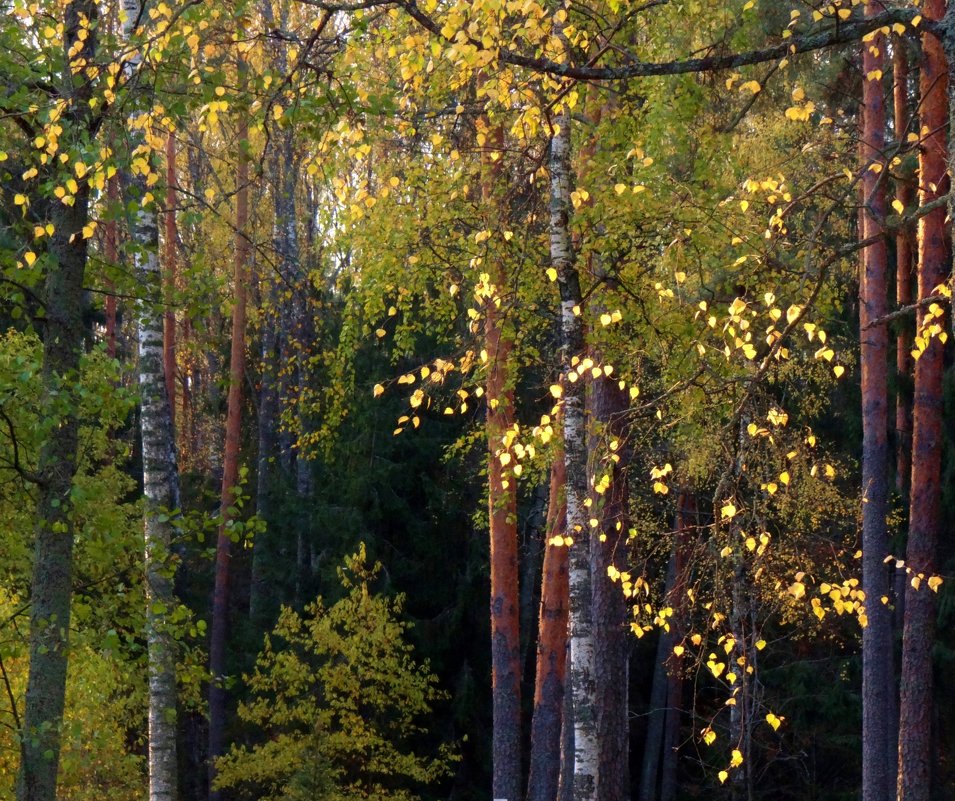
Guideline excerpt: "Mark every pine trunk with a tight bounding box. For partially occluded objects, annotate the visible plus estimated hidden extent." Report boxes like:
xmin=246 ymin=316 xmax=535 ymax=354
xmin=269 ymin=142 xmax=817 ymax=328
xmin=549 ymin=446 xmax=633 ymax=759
xmin=208 ymin=85 xmax=251 ymax=798
xmin=550 ymin=104 xmax=598 ymax=801
xmin=898 ymin=3 xmax=948 ymax=798
xmin=860 ymin=12 xmax=894 ymax=801
xmin=893 ymin=40 xmax=914 ymax=499
xmin=527 ymin=454 xmax=569 ymax=801
xmin=482 ymin=118 xmax=522 ymax=801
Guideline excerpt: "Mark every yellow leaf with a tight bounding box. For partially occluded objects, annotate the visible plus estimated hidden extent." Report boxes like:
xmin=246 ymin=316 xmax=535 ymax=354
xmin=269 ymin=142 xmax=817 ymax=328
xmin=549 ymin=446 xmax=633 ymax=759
xmin=730 ymin=749 xmax=744 ymax=768
xmin=546 ymin=267 xmax=558 ymax=282
xmin=718 ymin=771 xmax=729 ymax=784
xmin=755 ymin=639 xmax=766 ymax=650
xmin=833 ymin=365 xmax=845 ymax=378
xmin=739 ymin=80 xmax=761 ymax=94
xmin=373 ymin=384 xmax=385 ymax=397
xmin=673 ymin=645 xmax=685 ymax=657
xmin=892 ymin=199 xmax=905 ymax=214
xmin=614 ymin=183 xmax=626 ymax=195
xmin=766 ymin=713 xmax=782 ymax=731
xmin=928 ymin=576 xmax=943 ymax=592
xmin=703 ymin=727 xmax=717 ymax=746
xmin=721 ymin=502 xmax=737 ymax=519
xmin=23 ymin=251 xmax=36 ymax=266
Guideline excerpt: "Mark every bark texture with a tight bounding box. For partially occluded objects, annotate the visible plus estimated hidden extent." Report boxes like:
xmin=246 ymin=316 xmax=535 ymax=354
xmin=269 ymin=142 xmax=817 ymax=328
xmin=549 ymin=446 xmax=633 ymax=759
xmin=898 ymin=4 xmax=948 ymax=799
xmin=481 ymin=118 xmax=522 ymax=801
xmin=527 ymin=454 xmax=569 ymax=801
xmin=893 ymin=40 xmax=914 ymax=499
xmin=164 ymin=132 xmax=178 ymax=426
xmin=17 ymin=171 xmax=91 ymax=801
xmin=209 ymin=84 xmax=251 ymax=799
xmin=859 ymin=13 xmax=894 ymax=801
xmin=119 ymin=3 xmax=182 ymax=801
xmin=550 ymin=105 xmax=597 ymax=801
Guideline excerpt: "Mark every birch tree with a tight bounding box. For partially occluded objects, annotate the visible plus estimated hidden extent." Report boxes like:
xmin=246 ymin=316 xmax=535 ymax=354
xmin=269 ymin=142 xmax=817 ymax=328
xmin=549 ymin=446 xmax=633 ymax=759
xmin=118 ymin=2 xmax=182 ymax=799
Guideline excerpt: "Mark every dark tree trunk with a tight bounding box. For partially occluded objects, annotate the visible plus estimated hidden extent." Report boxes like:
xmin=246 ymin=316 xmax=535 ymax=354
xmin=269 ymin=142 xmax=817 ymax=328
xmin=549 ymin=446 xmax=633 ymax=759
xmin=527 ymin=455 xmax=569 ymax=801
xmin=17 ymin=185 xmax=90 ymax=801
xmin=660 ymin=494 xmax=694 ymax=801
xmin=209 ymin=80 xmax=250 ymax=800
xmin=589 ymin=375 xmax=631 ymax=801
xmin=105 ymin=176 xmax=119 ymax=359
xmin=860 ymin=11 xmax=894 ymax=801
xmin=898 ymin=3 xmax=948 ymax=798
xmin=164 ymin=132 xmax=178 ymax=429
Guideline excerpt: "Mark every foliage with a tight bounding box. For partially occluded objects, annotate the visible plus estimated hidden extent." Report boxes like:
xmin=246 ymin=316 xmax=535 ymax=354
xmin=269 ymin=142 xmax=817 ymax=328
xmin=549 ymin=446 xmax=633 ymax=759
xmin=214 ymin=546 xmax=458 ymax=801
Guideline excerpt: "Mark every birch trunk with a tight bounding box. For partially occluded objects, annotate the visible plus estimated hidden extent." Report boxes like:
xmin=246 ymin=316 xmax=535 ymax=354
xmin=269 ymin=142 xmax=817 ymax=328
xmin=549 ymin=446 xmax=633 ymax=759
xmin=209 ymin=66 xmax=251 ymax=798
xmin=898 ymin=3 xmax=948 ymax=797
xmin=527 ymin=454 xmax=569 ymax=801
xmin=550 ymin=104 xmax=598 ymax=801
xmin=118 ymin=3 xmax=181 ymax=800
xmin=860 ymin=12 xmax=894 ymax=801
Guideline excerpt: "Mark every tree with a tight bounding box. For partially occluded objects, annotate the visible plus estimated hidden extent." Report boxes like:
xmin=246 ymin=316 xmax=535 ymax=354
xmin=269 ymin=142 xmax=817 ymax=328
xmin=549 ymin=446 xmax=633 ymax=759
xmin=898 ymin=2 xmax=949 ymax=798
xmin=212 ymin=546 xmax=457 ymax=801
xmin=858 ymin=10 xmax=893 ymax=801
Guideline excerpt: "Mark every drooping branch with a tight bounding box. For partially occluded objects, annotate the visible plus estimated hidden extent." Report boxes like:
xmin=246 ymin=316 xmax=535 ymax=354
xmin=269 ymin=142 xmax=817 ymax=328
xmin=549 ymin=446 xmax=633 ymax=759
xmin=396 ymin=1 xmax=921 ymax=81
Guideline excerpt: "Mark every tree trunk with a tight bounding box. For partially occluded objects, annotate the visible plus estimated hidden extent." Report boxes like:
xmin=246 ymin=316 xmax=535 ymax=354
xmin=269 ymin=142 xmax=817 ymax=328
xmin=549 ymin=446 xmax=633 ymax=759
xmin=17 ymin=162 xmax=91 ymax=801
xmin=898 ymin=3 xmax=948 ymax=798
xmin=164 ymin=132 xmax=178 ymax=429
xmin=116 ymin=4 xmax=182 ymax=801
xmin=527 ymin=454 xmax=569 ymax=801
xmin=105 ymin=175 xmax=119 ymax=359
xmin=860 ymin=12 xmax=894 ymax=801
xmin=481 ymin=117 xmax=522 ymax=801
xmin=550 ymin=103 xmax=598 ymax=801
xmin=209 ymin=70 xmax=251 ymax=799
xmin=589 ymin=375 xmax=631 ymax=801
xmin=893 ymin=39 xmax=915 ymax=500
xmin=639 ymin=553 xmax=677 ymax=801
xmin=660 ymin=494 xmax=695 ymax=801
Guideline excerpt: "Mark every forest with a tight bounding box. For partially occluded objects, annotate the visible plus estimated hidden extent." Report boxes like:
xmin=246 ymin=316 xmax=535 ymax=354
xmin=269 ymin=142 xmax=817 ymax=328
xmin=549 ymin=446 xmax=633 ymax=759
xmin=0 ymin=0 xmax=953 ymax=800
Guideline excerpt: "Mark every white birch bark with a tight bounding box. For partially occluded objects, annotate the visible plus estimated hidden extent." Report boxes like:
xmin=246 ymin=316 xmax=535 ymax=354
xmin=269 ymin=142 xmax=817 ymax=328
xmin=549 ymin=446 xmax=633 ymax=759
xmin=550 ymin=103 xmax=598 ymax=801
xmin=120 ymin=3 xmax=180 ymax=800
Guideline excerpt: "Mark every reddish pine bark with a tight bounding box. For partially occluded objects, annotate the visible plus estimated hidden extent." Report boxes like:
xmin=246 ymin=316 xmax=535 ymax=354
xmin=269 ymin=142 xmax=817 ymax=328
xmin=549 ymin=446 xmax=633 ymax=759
xmin=898 ymin=5 xmax=948 ymax=799
xmin=164 ymin=132 xmax=177 ymax=426
xmin=482 ymin=121 xmax=522 ymax=801
xmin=893 ymin=41 xmax=915 ymax=497
xmin=208 ymin=100 xmax=251 ymax=799
xmin=527 ymin=453 xmax=569 ymax=801
xmin=860 ymin=13 xmax=894 ymax=801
